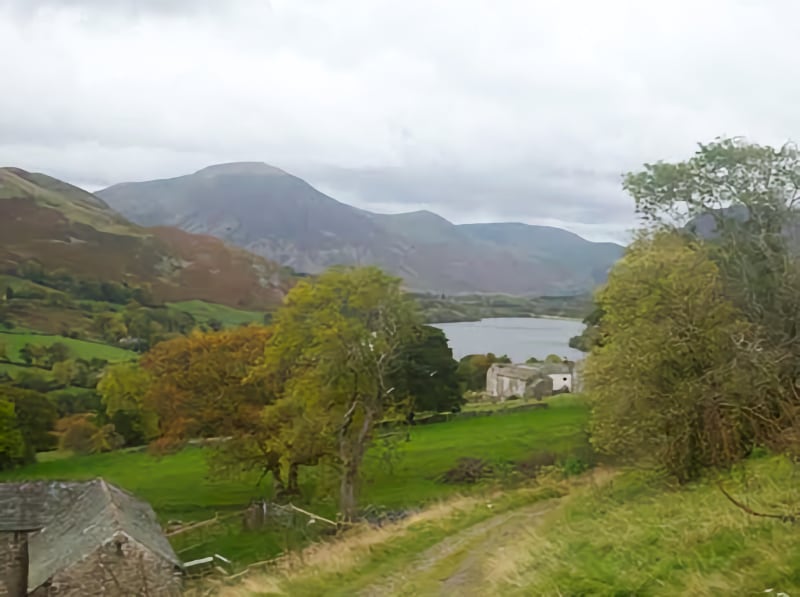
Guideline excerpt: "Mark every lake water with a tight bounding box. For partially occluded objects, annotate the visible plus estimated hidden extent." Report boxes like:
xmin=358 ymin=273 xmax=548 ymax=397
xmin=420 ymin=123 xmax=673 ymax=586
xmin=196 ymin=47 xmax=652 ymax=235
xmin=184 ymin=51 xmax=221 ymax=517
xmin=432 ymin=317 xmax=586 ymax=363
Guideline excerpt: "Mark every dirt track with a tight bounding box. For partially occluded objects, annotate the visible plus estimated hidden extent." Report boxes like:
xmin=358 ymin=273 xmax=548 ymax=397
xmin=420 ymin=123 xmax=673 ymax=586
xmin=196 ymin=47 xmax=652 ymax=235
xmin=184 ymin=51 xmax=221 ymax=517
xmin=359 ymin=499 xmax=556 ymax=597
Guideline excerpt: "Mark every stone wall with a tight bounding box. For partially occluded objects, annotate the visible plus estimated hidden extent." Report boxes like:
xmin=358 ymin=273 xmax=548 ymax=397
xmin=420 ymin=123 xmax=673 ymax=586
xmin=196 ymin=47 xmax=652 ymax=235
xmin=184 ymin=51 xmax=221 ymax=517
xmin=0 ymin=531 xmax=28 ymax=597
xmin=30 ymin=539 xmax=182 ymax=597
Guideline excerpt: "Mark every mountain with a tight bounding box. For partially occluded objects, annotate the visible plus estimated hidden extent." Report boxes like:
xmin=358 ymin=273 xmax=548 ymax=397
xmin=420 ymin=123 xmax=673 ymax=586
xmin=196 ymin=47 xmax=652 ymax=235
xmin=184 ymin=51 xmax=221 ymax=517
xmin=458 ymin=223 xmax=625 ymax=290
xmin=98 ymin=163 xmax=625 ymax=295
xmin=0 ymin=167 xmax=293 ymax=309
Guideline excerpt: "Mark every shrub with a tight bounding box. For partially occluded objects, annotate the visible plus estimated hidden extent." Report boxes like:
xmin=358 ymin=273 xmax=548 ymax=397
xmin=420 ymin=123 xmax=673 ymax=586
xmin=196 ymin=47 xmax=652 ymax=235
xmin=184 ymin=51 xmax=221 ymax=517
xmin=58 ymin=415 xmax=98 ymax=455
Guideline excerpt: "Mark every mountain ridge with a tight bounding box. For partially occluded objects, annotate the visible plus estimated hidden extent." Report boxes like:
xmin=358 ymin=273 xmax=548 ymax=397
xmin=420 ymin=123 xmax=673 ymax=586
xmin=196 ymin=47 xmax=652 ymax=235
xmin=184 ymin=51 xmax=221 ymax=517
xmin=0 ymin=167 xmax=293 ymax=310
xmin=97 ymin=161 xmax=625 ymax=295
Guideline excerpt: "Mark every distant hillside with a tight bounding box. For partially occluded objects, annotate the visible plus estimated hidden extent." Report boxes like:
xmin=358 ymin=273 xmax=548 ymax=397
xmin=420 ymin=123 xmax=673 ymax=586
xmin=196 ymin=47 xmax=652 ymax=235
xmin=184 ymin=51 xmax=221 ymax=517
xmin=98 ymin=163 xmax=624 ymax=295
xmin=0 ymin=167 xmax=293 ymax=309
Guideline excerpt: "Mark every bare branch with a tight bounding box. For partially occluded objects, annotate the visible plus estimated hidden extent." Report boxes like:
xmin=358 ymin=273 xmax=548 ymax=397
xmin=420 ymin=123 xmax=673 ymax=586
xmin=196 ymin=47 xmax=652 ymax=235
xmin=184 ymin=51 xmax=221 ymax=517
xmin=718 ymin=481 xmax=798 ymax=523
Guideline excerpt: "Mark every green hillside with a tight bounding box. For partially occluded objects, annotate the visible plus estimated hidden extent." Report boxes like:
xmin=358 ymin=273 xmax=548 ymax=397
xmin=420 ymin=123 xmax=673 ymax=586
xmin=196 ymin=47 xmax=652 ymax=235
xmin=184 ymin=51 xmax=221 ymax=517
xmin=0 ymin=331 xmax=136 ymax=364
xmin=166 ymin=300 xmax=265 ymax=327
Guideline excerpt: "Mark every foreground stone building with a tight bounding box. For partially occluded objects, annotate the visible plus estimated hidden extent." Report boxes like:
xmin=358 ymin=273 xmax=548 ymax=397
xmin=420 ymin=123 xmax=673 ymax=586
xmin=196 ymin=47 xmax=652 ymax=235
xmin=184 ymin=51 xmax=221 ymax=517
xmin=0 ymin=479 xmax=182 ymax=596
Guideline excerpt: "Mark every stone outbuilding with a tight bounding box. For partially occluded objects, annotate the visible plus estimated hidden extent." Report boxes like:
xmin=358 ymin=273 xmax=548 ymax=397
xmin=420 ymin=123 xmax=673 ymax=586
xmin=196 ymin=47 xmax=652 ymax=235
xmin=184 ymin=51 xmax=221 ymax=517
xmin=485 ymin=363 xmax=553 ymax=400
xmin=485 ymin=361 xmax=575 ymax=401
xmin=0 ymin=479 xmax=182 ymax=596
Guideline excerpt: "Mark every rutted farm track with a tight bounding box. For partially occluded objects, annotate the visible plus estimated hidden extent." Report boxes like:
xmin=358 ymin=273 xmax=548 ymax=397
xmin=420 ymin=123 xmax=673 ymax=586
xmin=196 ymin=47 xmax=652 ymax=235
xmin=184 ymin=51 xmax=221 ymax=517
xmin=359 ymin=499 xmax=557 ymax=597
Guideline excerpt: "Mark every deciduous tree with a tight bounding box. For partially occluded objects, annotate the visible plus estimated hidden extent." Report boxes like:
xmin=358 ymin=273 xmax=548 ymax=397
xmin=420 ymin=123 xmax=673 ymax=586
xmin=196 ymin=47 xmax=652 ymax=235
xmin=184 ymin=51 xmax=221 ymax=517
xmin=97 ymin=363 xmax=158 ymax=444
xmin=391 ymin=325 xmax=463 ymax=414
xmin=0 ymin=399 xmax=25 ymax=470
xmin=5 ymin=387 xmax=58 ymax=458
xmin=624 ymin=137 xmax=800 ymax=453
xmin=141 ymin=326 xmax=273 ymax=440
xmin=586 ymin=233 xmax=777 ymax=481
xmin=260 ymin=266 xmax=417 ymax=519
xmin=456 ymin=353 xmax=511 ymax=392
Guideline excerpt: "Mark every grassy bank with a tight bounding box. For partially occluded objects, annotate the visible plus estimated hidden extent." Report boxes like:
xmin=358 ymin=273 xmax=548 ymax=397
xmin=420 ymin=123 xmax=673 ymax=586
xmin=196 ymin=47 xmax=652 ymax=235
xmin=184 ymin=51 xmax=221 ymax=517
xmin=0 ymin=397 xmax=590 ymax=566
xmin=490 ymin=454 xmax=800 ymax=595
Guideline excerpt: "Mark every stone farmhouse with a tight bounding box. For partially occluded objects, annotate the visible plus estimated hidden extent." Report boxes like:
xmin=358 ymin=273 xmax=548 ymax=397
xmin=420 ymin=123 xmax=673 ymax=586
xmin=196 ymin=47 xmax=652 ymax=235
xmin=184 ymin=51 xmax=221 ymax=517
xmin=486 ymin=361 xmax=574 ymax=400
xmin=0 ymin=479 xmax=182 ymax=596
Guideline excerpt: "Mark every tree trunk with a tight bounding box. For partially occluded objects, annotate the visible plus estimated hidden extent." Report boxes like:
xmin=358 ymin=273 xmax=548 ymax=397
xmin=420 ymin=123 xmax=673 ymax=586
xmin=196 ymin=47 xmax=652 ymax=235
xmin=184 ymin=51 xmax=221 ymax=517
xmin=268 ymin=462 xmax=286 ymax=498
xmin=340 ymin=462 xmax=359 ymax=521
xmin=287 ymin=462 xmax=300 ymax=495
xmin=339 ymin=408 xmax=373 ymax=521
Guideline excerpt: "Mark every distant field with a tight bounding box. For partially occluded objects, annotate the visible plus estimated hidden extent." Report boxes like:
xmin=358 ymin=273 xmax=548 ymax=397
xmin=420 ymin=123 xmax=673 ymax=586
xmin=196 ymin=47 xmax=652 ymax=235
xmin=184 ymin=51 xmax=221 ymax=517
xmin=1 ymin=396 xmax=590 ymax=566
xmin=168 ymin=300 xmax=265 ymax=327
xmin=0 ymin=331 xmax=137 ymax=363
xmin=0 ymin=274 xmax=63 ymax=296
xmin=0 ymin=362 xmax=52 ymax=380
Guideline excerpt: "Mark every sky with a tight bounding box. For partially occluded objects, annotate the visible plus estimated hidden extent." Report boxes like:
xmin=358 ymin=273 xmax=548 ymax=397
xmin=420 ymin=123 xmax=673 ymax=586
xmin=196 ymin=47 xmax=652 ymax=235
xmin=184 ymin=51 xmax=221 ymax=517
xmin=2 ymin=0 xmax=799 ymax=242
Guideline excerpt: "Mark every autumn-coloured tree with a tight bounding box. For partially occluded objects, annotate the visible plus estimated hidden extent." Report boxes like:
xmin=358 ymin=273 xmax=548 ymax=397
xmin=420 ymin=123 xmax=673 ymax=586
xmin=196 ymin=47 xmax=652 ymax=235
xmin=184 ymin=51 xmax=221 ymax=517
xmin=260 ymin=266 xmax=417 ymax=519
xmin=140 ymin=325 xmax=279 ymax=481
xmin=141 ymin=325 xmax=272 ymax=438
xmin=58 ymin=414 xmax=99 ymax=455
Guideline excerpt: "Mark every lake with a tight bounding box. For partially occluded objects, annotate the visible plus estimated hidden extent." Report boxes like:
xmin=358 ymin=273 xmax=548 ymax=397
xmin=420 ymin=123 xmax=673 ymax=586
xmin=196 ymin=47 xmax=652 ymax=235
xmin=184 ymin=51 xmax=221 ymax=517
xmin=432 ymin=317 xmax=586 ymax=363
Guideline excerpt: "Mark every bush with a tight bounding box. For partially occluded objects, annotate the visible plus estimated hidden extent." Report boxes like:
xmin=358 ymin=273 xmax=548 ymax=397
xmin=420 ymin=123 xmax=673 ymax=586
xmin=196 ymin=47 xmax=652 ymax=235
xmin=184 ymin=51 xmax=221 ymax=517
xmin=90 ymin=424 xmax=125 ymax=453
xmin=438 ymin=457 xmax=494 ymax=484
xmin=58 ymin=415 xmax=98 ymax=455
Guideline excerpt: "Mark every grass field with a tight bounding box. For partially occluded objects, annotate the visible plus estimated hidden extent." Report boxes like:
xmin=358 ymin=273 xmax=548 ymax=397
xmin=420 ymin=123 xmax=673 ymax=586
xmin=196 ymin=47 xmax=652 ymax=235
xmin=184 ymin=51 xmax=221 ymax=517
xmin=0 ymin=274 xmax=63 ymax=296
xmin=168 ymin=300 xmax=265 ymax=327
xmin=0 ymin=330 xmax=136 ymax=363
xmin=0 ymin=396 xmax=590 ymax=566
xmin=216 ymin=455 xmax=800 ymax=596
xmin=0 ymin=361 xmax=52 ymax=380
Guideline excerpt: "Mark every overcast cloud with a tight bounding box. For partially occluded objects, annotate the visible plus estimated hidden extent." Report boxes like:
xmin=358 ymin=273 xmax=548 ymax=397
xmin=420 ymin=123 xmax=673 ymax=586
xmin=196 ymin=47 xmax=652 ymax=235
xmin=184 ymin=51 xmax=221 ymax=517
xmin=1 ymin=0 xmax=799 ymax=241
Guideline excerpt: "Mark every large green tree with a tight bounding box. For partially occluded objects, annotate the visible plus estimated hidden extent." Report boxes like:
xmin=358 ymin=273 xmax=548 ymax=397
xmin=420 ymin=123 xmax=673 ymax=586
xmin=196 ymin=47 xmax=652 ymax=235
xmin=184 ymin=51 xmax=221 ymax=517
xmin=97 ymin=363 xmax=158 ymax=445
xmin=586 ymin=233 xmax=777 ymax=480
xmin=260 ymin=266 xmax=418 ymax=519
xmin=0 ymin=398 xmax=25 ymax=470
xmin=624 ymin=137 xmax=800 ymax=449
xmin=456 ymin=353 xmax=511 ymax=392
xmin=391 ymin=325 xmax=463 ymax=415
xmin=0 ymin=387 xmax=57 ymax=463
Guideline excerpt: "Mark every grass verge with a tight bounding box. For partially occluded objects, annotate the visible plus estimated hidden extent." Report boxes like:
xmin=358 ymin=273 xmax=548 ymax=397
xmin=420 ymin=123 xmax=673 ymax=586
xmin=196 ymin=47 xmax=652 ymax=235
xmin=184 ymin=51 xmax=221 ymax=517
xmin=211 ymin=486 xmax=563 ymax=597
xmin=490 ymin=454 xmax=800 ymax=595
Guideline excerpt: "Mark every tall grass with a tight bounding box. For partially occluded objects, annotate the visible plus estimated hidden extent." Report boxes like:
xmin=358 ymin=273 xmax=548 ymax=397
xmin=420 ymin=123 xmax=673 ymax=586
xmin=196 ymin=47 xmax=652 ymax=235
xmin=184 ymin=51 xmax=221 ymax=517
xmin=490 ymin=454 xmax=800 ymax=595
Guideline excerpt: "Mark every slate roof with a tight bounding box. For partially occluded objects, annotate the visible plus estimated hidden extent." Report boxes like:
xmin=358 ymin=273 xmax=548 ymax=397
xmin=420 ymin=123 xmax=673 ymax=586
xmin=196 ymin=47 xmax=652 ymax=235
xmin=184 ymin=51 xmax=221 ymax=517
xmin=0 ymin=479 xmax=182 ymax=591
xmin=489 ymin=364 xmax=544 ymax=381
xmin=490 ymin=362 xmax=572 ymax=380
xmin=528 ymin=362 xmax=572 ymax=375
xmin=0 ymin=481 xmax=85 ymax=532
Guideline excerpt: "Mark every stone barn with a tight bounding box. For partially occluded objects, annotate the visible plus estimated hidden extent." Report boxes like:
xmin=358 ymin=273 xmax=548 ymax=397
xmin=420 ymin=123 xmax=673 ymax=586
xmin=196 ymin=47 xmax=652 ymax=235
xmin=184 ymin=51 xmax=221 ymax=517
xmin=485 ymin=364 xmax=554 ymax=400
xmin=0 ymin=479 xmax=183 ymax=596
